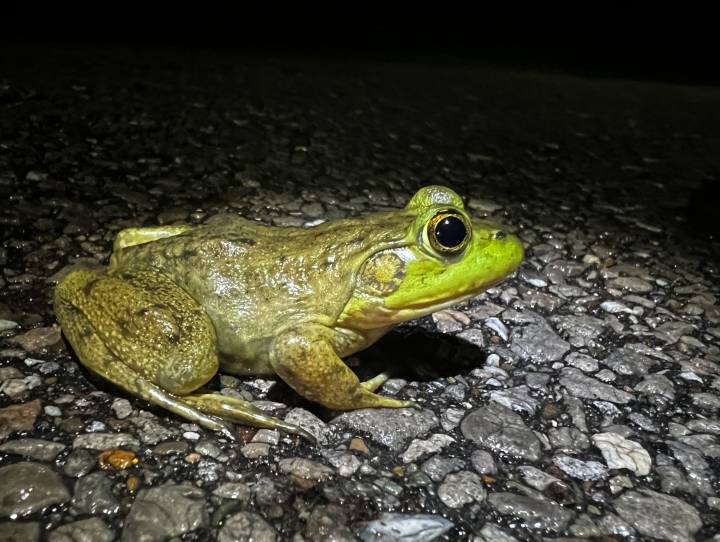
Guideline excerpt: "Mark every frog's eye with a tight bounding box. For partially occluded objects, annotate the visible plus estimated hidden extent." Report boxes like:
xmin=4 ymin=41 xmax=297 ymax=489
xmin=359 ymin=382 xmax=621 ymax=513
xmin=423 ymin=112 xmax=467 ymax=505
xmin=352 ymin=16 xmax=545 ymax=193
xmin=426 ymin=211 xmax=471 ymax=255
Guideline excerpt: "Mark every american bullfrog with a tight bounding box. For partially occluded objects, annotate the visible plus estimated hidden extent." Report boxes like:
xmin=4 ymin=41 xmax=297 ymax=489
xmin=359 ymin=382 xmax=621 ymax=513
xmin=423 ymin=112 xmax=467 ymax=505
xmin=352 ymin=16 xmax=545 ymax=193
xmin=54 ymin=186 xmax=523 ymax=442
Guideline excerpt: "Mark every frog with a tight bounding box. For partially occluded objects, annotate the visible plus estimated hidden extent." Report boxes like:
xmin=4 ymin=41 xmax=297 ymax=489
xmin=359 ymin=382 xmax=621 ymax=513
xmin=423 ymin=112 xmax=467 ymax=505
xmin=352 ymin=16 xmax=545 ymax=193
xmin=54 ymin=186 xmax=523 ymax=442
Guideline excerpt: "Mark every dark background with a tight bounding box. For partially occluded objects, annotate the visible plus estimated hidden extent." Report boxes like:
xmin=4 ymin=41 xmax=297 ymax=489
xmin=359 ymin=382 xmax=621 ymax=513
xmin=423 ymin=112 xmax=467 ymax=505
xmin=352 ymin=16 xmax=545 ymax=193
xmin=2 ymin=6 xmax=719 ymax=243
xmin=1 ymin=6 xmax=717 ymax=86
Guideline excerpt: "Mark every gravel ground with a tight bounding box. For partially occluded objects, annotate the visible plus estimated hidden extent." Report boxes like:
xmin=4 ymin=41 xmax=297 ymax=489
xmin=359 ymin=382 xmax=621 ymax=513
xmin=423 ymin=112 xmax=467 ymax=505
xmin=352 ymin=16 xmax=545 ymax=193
xmin=1 ymin=43 xmax=720 ymax=541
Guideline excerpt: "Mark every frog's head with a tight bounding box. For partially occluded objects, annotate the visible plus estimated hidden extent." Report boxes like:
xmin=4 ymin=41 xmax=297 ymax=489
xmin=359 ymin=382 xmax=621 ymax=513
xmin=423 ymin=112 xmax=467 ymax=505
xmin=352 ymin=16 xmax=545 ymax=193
xmin=338 ymin=186 xmax=523 ymax=329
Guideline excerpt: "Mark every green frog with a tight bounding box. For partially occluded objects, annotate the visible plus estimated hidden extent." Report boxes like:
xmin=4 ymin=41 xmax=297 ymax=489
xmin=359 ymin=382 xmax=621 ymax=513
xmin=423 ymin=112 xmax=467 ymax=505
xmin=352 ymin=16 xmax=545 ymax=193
xmin=54 ymin=186 xmax=523 ymax=442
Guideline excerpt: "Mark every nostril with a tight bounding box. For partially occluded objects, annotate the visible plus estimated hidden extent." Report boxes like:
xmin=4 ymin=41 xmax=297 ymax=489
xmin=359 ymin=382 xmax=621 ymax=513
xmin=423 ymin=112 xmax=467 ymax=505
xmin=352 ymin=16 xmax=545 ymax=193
xmin=494 ymin=231 xmax=506 ymax=240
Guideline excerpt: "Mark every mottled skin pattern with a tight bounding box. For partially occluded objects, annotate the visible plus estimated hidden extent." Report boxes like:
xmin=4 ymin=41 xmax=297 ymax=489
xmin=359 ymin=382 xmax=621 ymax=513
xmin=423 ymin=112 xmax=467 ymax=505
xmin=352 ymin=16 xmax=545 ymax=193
xmin=54 ymin=186 xmax=523 ymax=441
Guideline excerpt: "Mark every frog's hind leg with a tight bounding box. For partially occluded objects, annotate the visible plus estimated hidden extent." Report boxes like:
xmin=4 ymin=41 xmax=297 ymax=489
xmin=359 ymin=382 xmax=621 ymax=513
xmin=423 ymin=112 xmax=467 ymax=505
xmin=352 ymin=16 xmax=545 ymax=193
xmin=181 ymin=394 xmax=316 ymax=442
xmin=54 ymin=268 xmax=236 ymax=439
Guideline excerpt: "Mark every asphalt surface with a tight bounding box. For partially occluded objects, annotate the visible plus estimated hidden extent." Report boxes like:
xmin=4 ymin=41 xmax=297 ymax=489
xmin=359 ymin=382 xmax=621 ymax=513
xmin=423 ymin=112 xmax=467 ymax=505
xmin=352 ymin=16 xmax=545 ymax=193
xmin=1 ymin=43 xmax=720 ymax=541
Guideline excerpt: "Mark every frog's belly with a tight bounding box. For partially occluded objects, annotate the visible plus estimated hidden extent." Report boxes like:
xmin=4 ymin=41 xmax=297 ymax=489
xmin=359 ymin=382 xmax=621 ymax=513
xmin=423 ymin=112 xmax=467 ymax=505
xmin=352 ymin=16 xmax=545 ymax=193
xmin=216 ymin=334 xmax=275 ymax=376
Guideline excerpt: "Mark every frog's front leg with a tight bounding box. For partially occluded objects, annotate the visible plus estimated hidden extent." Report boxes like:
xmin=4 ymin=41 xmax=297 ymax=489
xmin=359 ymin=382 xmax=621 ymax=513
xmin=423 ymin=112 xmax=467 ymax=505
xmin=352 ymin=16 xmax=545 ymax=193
xmin=270 ymin=324 xmax=419 ymax=410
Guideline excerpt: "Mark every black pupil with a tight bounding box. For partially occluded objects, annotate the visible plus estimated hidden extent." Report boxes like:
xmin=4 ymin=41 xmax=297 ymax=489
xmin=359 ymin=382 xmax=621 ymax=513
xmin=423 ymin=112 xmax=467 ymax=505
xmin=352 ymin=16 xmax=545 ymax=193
xmin=435 ymin=216 xmax=467 ymax=248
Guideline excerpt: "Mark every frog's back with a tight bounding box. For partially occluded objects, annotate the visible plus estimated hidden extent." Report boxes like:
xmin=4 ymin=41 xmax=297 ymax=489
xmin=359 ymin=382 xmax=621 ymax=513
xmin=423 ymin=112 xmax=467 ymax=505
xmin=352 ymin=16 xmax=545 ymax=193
xmin=107 ymin=216 xmax=396 ymax=371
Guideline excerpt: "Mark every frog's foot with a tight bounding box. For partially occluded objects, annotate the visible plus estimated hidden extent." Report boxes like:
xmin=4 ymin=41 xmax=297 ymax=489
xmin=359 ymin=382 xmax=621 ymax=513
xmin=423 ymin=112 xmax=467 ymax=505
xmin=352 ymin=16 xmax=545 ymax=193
xmin=181 ymin=394 xmax=316 ymax=443
xmin=360 ymin=371 xmax=391 ymax=392
xmin=271 ymin=325 xmax=419 ymax=411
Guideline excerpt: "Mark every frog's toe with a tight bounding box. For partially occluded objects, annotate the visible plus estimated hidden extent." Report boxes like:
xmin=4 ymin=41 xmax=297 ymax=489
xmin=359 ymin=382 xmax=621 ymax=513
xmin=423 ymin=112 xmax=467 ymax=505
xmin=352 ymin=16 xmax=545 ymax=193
xmin=360 ymin=371 xmax=392 ymax=392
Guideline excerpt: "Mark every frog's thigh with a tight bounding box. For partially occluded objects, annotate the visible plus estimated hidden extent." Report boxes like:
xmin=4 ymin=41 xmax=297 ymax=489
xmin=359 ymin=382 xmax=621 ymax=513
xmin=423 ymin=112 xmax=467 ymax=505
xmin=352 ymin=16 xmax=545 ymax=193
xmin=270 ymin=325 xmax=417 ymax=411
xmin=54 ymin=270 xmax=234 ymax=438
xmin=56 ymin=268 xmax=218 ymax=393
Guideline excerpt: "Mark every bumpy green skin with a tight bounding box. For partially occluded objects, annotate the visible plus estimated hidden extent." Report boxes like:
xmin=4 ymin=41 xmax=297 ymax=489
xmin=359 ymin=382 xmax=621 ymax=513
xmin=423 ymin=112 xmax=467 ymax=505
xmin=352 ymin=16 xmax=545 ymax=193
xmin=54 ymin=186 xmax=523 ymax=441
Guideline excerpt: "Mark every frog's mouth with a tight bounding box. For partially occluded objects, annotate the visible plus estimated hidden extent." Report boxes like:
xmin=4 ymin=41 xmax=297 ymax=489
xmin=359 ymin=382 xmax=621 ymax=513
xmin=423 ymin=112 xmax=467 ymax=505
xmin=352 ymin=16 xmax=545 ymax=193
xmin=387 ymin=275 xmax=508 ymax=318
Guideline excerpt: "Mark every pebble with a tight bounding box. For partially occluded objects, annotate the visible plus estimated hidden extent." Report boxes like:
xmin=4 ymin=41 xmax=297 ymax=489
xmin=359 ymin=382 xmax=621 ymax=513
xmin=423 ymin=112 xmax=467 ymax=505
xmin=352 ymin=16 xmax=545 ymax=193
xmin=602 ymin=347 xmax=658 ymax=376
xmin=0 ymin=462 xmax=70 ymax=517
xmin=488 ymin=492 xmax=576 ymax=532
xmin=613 ymin=489 xmax=702 ymax=542
xmin=218 ymin=512 xmax=277 ymax=542
xmin=437 ymin=471 xmax=486 ymax=508
xmin=0 ymin=319 xmax=18 ymax=331
xmin=13 ymin=326 xmax=62 ymax=352
xmin=461 ymin=402 xmax=541 ymax=461
xmin=691 ymin=392 xmax=720 ymax=411
xmin=510 ymin=324 xmax=571 ymax=363
xmin=1 ymin=521 xmax=40 ymax=541
xmin=122 ymin=485 xmax=209 ymax=541
xmin=559 ymin=368 xmax=635 ymax=403
xmin=401 ymin=434 xmax=455 ymax=463
xmin=359 ymin=513 xmax=453 ymax=542
xmin=0 ymin=438 xmax=66 ymax=462
xmin=72 ymin=472 xmax=119 ymax=515
xmin=73 ymin=432 xmax=141 ymax=451
xmin=278 ymin=457 xmax=334 ymax=489
xmin=607 ymin=277 xmax=654 ymax=293
xmin=552 ymin=455 xmax=608 ymax=480
xmin=591 ymin=432 xmax=652 ymax=476
xmin=332 ymin=408 xmax=438 ymax=451
xmin=0 ymin=399 xmax=41 ymax=439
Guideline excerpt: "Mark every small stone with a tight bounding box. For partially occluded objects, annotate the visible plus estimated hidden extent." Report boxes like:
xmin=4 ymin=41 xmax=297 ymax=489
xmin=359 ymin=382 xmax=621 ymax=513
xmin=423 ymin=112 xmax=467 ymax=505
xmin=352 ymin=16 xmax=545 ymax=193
xmin=402 ymin=434 xmax=455 ymax=463
xmin=0 ymin=521 xmax=40 ymax=541
xmin=488 ymin=492 xmax=575 ymax=532
xmin=278 ymin=458 xmax=334 ymax=489
xmin=73 ymin=433 xmax=141 ymax=451
xmin=592 ymin=432 xmax=651 ymax=476
xmin=241 ymin=443 xmax=270 ymax=458
xmin=48 ymin=518 xmax=115 ymax=542
xmin=510 ymin=324 xmax=570 ymax=363
xmin=72 ymin=472 xmax=119 ymax=516
xmin=122 ymin=485 xmax=209 ymax=541
xmin=218 ymin=511 xmax=277 ymax=542
xmin=0 ymin=438 xmax=66 ymax=462
xmin=608 ymin=277 xmax=653 ymax=293
xmin=359 ymin=513 xmax=453 ymax=542
xmin=111 ymin=398 xmax=133 ymax=419
xmin=0 ymin=399 xmax=41 ymax=439
xmin=461 ymin=403 xmax=541 ymax=461
xmin=333 ymin=408 xmax=438 ymax=451
xmin=613 ymin=489 xmax=702 ymax=542
xmin=470 ymin=449 xmax=497 ymax=475
xmin=13 ymin=326 xmax=62 ymax=352
xmin=437 ymin=471 xmax=486 ymax=508
xmin=553 ymin=455 xmax=607 ymax=480
xmin=690 ymin=392 xmax=720 ymax=411
xmin=213 ymin=482 xmax=251 ymax=501
xmin=0 ymin=462 xmax=70 ymax=517
xmin=349 ymin=438 xmax=369 ymax=454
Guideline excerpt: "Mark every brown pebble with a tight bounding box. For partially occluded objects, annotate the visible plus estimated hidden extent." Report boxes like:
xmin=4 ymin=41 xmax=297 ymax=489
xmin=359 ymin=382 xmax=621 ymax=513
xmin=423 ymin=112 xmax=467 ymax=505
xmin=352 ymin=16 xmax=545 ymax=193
xmin=185 ymin=452 xmax=202 ymax=463
xmin=99 ymin=449 xmax=138 ymax=470
xmin=13 ymin=326 xmax=62 ymax=352
xmin=0 ymin=399 xmax=41 ymax=439
xmin=58 ymin=417 xmax=85 ymax=433
xmin=542 ymin=403 xmax=562 ymax=419
xmin=126 ymin=476 xmax=140 ymax=492
xmin=349 ymin=438 xmax=369 ymax=454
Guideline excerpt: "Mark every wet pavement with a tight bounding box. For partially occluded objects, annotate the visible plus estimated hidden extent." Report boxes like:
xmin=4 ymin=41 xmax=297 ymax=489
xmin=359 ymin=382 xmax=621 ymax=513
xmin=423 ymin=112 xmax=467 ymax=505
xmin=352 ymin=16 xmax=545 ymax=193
xmin=1 ymin=43 xmax=720 ymax=541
